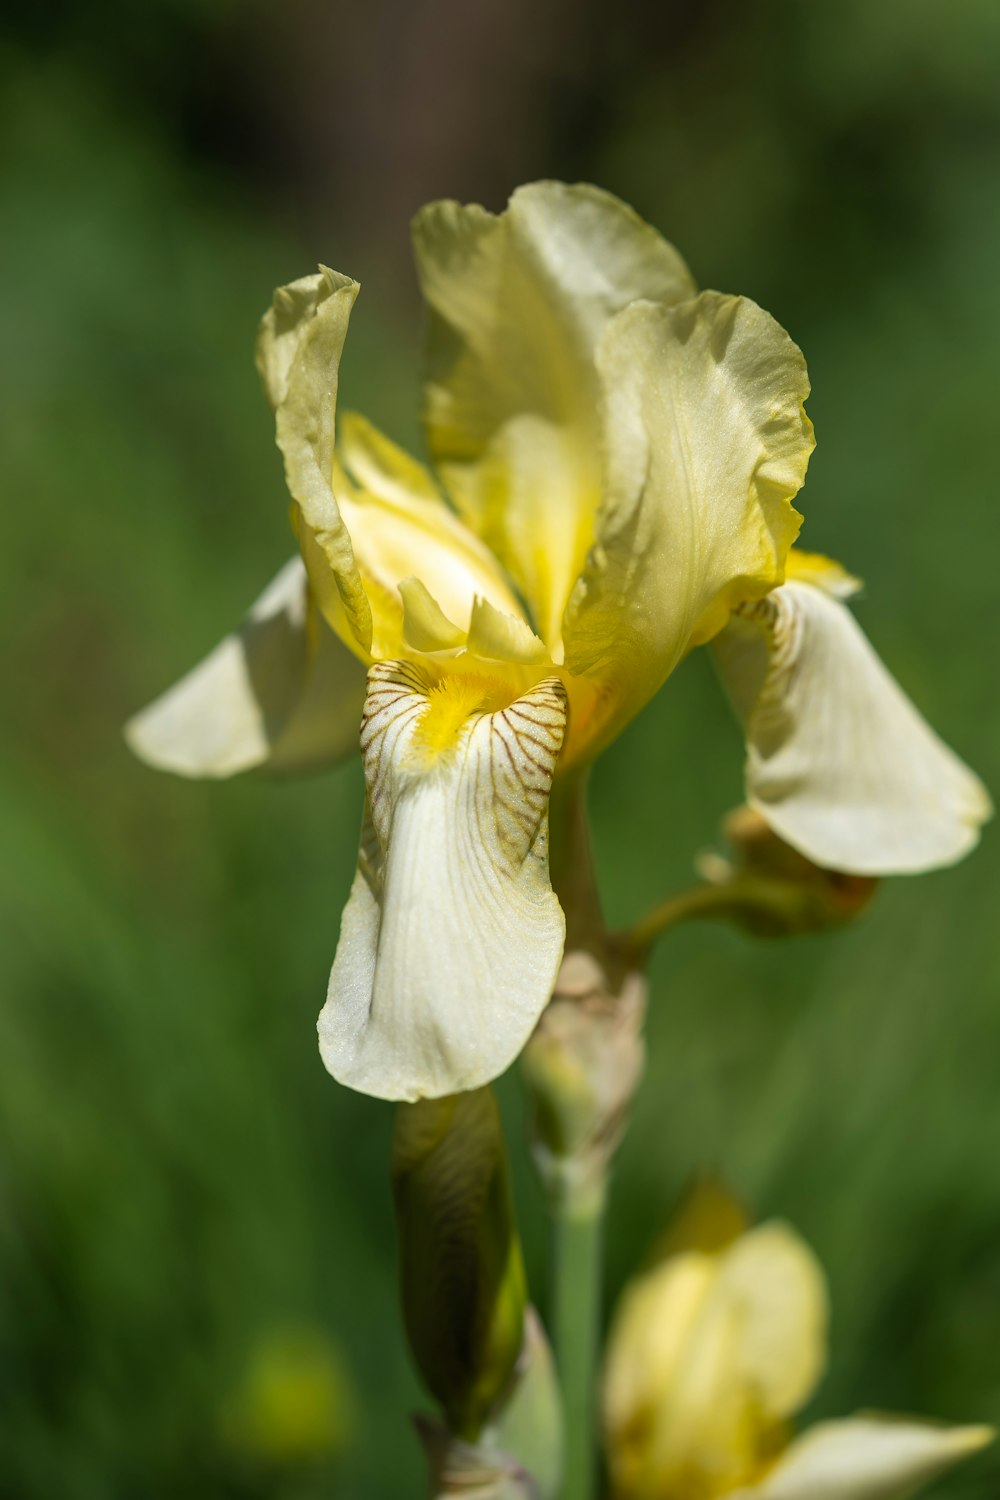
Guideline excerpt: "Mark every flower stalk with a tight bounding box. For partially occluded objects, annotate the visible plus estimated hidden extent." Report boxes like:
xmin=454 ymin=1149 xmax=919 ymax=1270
xmin=525 ymin=778 xmax=646 ymax=1500
xmin=552 ymin=1207 xmax=602 ymax=1500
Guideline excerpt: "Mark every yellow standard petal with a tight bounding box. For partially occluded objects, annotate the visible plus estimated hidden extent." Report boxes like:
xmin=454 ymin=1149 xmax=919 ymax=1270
xmin=332 ymin=412 xmax=527 ymax=660
xmin=563 ymin=292 xmax=813 ymax=759
xmin=746 ymin=1415 xmax=994 ymax=1500
xmin=413 ymin=181 xmax=695 ymax=654
xmin=318 ymin=664 xmax=569 ymax=1101
xmin=713 ymin=555 xmax=992 ymax=874
xmin=125 ymin=558 xmax=366 ymax=778
xmin=604 ymin=1211 xmax=827 ymax=1500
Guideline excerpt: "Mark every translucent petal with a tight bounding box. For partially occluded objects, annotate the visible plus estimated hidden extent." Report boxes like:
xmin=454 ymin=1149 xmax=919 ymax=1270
xmin=563 ymin=292 xmax=812 ymax=758
xmin=714 ymin=575 xmax=992 ymax=874
xmin=125 ymin=558 xmax=366 ymax=778
xmin=414 ymin=181 xmax=694 ymax=652
xmin=333 ymin=415 xmax=529 ymax=661
xmin=399 ymin=577 xmax=465 ymax=652
xmin=746 ymin=1416 xmax=993 ymax=1500
xmin=318 ymin=665 xmax=568 ymax=1100
xmin=466 ymin=597 xmax=549 ymax=665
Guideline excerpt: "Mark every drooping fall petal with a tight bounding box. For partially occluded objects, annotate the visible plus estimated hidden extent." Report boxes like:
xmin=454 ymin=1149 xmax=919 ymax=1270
xmin=125 ymin=558 xmax=366 ymax=778
xmin=745 ymin=1415 xmax=993 ymax=1500
xmin=318 ymin=664 xmax=568 ymax=1101
xmin=713 ymin=562 xmax=992 ymax=874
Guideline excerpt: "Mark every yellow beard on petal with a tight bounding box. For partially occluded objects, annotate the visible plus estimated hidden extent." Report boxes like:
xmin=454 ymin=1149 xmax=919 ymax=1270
xmin=411 ymin=673 xmax=516 ymax=765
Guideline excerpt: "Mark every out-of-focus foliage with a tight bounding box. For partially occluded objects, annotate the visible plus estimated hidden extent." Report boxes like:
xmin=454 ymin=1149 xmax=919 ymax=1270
xmin=1 ymin=1 xmax=998 ymax=1494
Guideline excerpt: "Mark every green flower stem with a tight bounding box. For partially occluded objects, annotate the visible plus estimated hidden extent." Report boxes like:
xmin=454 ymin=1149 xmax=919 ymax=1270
xmin=553 ymin=1195 xmax=604 ymax=1500
xmin=620 ymin=874 xmax=819 ymax=960
xmin=543 ymin=772 xmax=616 ymax=1500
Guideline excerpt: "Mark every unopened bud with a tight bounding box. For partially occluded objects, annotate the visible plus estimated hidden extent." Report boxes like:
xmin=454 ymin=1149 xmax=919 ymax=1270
xmin=392 ymin=1089 xmax=527 ymax=1441
xmin=699 ymin=806 xmax=878 ymax=937
xmin=522 ymin=951 xmax=646 ymax=1217
xmin=417 ymin=1309 xmax=563 ymax=1500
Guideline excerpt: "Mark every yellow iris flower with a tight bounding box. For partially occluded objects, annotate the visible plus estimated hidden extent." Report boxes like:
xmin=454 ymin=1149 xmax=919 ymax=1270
xmin=603 ymin=1185 xmax=993 ymax=1500
xmin=127 ymin=182 xmax=989 ymax=1102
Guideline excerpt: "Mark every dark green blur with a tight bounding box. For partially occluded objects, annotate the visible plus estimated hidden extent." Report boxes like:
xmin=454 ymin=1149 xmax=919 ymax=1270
xmin=2 ymin=2 xmax=999 ymax=1494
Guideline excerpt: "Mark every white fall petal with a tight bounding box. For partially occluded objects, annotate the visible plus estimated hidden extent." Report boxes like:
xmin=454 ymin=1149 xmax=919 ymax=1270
xmin=125 ymin=557 xmax=367 ymax=778
xmin=318 ymin=664 xmax=569 ymax=1101
xmin=714 ymin=577 xmax=992 ymax=874
xmin=744 ymin=1415 xmax=993 ymax=1500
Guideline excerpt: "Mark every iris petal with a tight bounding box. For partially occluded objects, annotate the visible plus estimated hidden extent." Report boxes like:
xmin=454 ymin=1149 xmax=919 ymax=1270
xmin=748 ymin=1416 xmax=993 ymax=1500
xmin=126 ymin=558 xmax=366 ymax=778
xmin=318 ymin=665 xmax=568 ymax=1100
xmin=414 ymin=181 xmax=694 ymax=652
xmin=714 ymin=570 xmax=992 ymax=874
xmin=563 ymin=291 xmax=812 ymax=757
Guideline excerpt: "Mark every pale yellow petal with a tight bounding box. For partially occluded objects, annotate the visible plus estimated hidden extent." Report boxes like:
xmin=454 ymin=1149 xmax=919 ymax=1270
xmin=318 ymin=665 xmax=568 ymax=1101
xmin=563 ymin=292 xmax=812 ymax=758
xmin=745 ymin=1416 xmax=994 ymax=1500
xmin=257 ymin=267 xmax=373 ymax=652
xmin=413 ymin=181 xmax=695 ymax=651
xmin=334 ymin=416 xmax=528 ymax=660
xmin=603 ymin=1218 xmax=826 ymax=1500
xmin=786 ymin=549 xmax=861 ymax=599
xmin=399 ymin=577 xmax=465 ymax=652
xmin=466 ymin=597 xmax=549 ymax=665
xmin=126 ymin=558 xmax=366 ymax=778
xmin=714 ymin=578 xmax=992 ymax=874
xmin=714 ymin=1222 xmax=828 ymax=1421
xmin=338 ymin=409 xmax=445 ymax=508
xmin=604 ymin=1251 xmax=717 ymax=1498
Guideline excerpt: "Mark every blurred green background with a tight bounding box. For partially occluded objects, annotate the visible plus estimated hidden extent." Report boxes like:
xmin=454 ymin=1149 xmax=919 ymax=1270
xmin=2 ymin=0 xmax=999 ymax=1495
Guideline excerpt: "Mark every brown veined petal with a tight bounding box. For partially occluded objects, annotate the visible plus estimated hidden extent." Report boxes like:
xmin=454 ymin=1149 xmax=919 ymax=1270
xmin=713 ymin=568 xmax=992 ymax=874
xmin=318 ymin=664 xmax=568 ymax=1101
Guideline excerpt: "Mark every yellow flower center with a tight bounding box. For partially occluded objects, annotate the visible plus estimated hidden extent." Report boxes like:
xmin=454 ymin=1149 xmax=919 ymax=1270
xmin=412 ymin=673 xmax=516 ymax=764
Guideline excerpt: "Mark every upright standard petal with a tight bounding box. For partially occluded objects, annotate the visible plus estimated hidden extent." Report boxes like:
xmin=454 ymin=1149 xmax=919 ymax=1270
xmin=713 ymin=560 xmax=992 ymax=874
xmin=318 ymin=664 xmax=568 ymax=1101
xmin=125 ymin=558 xmax=366 ymax=778
xmin=413 ymin=182 xmax=695 ymax=651
xmin=257 ymin=267 xmax=373 ymax=653
xmin=747 ymin=1415 xmax=993 ymax=1500
xmin=563 ymin=293 xmax=812 ymax=761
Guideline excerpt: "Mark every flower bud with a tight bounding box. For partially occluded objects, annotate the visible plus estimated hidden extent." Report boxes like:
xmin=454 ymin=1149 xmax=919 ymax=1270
xmin=521 ymin=950 xmax=646 ymax=1216
xmin=417 ymin=1309 xmax=564 ymax=1499
xmin=604 ymin=1184 xmax=827 ymax=1500
xmin=604 ymin=1183 xmax=992 ymax=1500
xmin=699 ymin=806 xmax=879 ymax=937
xmin=392 ymin=1088 xmax=527 ymax=1440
